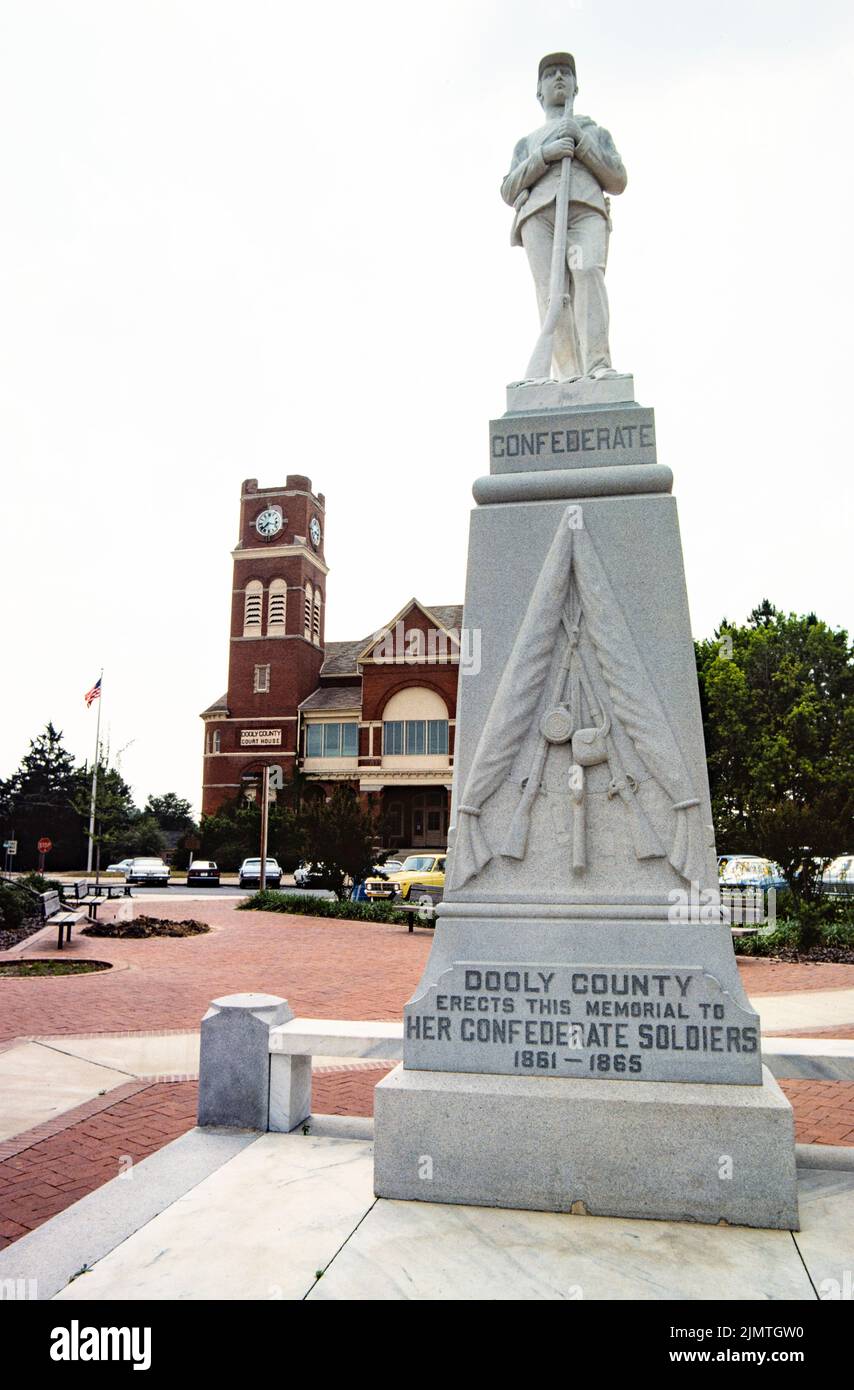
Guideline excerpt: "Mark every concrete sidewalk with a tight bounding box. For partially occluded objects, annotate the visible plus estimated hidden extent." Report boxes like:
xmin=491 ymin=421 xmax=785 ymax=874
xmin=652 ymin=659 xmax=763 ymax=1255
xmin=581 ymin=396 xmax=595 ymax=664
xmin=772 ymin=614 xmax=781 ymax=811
xmin=0 ymin=1030 xmax=394 ymax=1148
xmin=0 ymin=1120 xmax=850 ymax=1301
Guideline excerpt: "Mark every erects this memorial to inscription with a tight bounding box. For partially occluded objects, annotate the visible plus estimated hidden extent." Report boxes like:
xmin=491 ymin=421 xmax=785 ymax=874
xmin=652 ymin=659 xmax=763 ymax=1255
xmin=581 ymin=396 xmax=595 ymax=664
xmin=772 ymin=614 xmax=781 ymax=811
xmin=404 ymin=963 xmax=762 ymax=1084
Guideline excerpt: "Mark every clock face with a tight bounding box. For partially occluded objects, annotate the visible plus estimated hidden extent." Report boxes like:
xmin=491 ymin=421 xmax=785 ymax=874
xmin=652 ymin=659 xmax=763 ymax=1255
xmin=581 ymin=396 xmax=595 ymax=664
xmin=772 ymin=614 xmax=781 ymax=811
xmin=309 ymin=516 xmax=321 ymax=548
xmin=256 ymin=508 xmax=283 ymax=539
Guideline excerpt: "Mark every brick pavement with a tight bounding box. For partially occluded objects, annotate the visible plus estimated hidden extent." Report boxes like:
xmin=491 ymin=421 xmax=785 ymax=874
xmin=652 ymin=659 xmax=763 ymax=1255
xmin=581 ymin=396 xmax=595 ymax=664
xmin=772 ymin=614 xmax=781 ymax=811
xmin=780 ymin=1081 xmax=854 ymax=1146
xmin=0 ymin=1066 xmax=394 ymax=1251
xmin=2 ymin=900 xmax=852 ymax=1047
xmin=2 ymin=901 xmax=853 ymax=1252
xmin=0 ymin=901 xmax=434 ymax=1043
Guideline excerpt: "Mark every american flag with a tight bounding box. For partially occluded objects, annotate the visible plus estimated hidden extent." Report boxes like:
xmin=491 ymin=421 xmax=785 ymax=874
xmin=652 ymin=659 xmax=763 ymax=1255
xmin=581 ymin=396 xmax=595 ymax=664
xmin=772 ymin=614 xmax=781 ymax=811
xmin=84 ymin=677 xmax=102 ymax=709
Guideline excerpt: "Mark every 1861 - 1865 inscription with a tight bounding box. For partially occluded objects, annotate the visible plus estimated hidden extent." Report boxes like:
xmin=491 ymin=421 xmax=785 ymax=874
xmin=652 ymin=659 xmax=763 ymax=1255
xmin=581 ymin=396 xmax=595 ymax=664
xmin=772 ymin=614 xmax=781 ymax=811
xmin=404 ymin=962 xmax=762 ymax=1085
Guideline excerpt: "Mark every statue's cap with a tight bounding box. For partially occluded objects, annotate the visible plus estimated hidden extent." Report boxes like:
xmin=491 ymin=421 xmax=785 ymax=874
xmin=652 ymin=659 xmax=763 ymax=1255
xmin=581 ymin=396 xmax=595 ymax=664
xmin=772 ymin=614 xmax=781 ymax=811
xmin=538 ymin=52 xmax=576 ymax=82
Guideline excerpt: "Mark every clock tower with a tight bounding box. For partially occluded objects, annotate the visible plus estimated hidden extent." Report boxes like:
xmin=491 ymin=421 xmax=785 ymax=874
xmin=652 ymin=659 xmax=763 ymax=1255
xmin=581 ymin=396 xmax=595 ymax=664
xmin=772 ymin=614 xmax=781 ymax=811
xmin=201 ymin=475 xmax=328 ymax=813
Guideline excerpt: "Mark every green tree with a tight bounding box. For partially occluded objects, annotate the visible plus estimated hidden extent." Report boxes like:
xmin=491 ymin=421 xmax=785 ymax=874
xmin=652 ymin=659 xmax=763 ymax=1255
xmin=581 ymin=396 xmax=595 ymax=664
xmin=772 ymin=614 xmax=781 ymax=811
xmin=298 ymin=786 xmax=385 ymax=900
xmin=696 ymin=601 xmax=854 ymax=902
xmin=0 ymin=724 xmax=88 ymax=869
xmin=70 ymin=765 xmax=146 ymax=872
xmin=144 ymin=793 xmax=196 ymax=833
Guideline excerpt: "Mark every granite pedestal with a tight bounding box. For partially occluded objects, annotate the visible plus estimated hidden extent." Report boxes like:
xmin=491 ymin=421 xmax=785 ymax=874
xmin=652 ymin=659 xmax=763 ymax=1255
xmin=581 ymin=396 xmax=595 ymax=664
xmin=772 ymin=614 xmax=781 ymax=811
xmin=373 ymin=379 xmax=800 ymax=1229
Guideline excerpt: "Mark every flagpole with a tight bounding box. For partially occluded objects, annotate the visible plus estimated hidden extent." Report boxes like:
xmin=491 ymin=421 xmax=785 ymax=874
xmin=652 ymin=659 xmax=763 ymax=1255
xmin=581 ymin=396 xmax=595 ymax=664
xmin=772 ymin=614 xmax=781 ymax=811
xmin=86 ymin=671 xmax=103 ymax=873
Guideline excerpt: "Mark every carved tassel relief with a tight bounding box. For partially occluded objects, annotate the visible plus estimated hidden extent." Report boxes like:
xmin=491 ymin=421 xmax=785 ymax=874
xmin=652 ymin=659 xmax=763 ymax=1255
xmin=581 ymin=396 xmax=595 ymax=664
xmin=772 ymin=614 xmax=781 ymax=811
xmin=450 ymin=506 xmax=706 ymax=892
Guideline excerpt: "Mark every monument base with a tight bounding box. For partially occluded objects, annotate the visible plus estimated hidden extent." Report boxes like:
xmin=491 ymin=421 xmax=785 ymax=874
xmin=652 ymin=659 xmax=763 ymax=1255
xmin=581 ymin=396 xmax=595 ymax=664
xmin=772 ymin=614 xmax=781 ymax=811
xmin=374 ymin=1064 xmax=800 ymax=1230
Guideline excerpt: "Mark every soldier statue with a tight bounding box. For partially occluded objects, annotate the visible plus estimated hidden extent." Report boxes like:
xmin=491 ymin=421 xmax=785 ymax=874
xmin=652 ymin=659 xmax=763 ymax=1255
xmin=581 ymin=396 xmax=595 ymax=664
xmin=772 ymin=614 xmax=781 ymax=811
xmin=502 ymin=52 xmax=627 ymax=381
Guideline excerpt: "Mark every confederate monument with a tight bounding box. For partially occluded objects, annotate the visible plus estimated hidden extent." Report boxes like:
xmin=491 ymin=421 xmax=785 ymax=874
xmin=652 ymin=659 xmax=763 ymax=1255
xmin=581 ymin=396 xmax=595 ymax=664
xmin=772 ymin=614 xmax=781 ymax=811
xmin=373 ymin=51 xmax=799 ymax=1230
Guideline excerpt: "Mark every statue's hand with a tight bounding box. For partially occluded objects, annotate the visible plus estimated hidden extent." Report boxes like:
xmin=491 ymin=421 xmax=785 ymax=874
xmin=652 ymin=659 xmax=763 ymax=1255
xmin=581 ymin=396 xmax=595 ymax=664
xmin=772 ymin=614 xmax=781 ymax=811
xmin=555 ymin=117 xmax=584 ymax=142
xmin=543 ymin=137 xmax=575 ymax=163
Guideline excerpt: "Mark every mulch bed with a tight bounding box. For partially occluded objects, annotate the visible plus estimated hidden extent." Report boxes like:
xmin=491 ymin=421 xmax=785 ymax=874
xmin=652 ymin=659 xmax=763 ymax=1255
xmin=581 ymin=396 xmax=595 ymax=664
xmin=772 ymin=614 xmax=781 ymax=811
xmin=0 ymin=917 xmax=46 ymax=954
xmin=81 ymin=915 xmax=210 ymax=939
xmin=771 ymin=947 xmax=854 ymax=965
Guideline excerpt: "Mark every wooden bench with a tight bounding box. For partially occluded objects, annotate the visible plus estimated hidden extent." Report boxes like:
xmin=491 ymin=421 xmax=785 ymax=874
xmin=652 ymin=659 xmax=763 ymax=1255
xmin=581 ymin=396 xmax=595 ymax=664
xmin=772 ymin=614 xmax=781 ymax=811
xmin=40 ymin=890 xmax=87 ymax=950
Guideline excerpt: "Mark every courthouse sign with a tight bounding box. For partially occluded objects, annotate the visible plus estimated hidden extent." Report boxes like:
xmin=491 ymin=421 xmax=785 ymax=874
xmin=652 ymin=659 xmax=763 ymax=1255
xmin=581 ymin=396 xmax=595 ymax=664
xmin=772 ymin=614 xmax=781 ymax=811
xmin=240 ymin=729 xmax=282 ymax=747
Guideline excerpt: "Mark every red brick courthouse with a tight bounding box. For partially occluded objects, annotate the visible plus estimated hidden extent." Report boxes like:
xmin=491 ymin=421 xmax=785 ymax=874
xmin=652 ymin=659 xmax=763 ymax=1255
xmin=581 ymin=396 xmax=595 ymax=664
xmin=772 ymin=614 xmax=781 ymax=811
xmin=201 ymin=477 xmax=461 ymax=849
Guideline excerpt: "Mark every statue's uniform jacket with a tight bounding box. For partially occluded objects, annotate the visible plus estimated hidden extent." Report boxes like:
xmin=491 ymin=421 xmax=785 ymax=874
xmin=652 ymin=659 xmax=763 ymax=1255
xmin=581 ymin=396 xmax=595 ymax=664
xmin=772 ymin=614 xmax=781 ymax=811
xmin=501 ymin=115 xmax=627 ymax=378
xmin=500 ymin=115 xmax=627 ymax=244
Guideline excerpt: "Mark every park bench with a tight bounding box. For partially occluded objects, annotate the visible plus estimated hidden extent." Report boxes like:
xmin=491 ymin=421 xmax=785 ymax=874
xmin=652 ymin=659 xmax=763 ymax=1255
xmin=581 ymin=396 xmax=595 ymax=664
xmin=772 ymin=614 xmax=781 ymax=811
xmin=267 ymin=1018 xmax=405 ymax=1131
xmin=60 ymin=879 xmax=106 ymax=922
xmin=40 ymin=889 xmax=87 ymax=950
xmin=398 ymin=883 xmax=442 ymax=931
xmin=96 ymin=882 xmax=133 ymax=899
xmin=60 ymin=880 xmax=88 ymax=902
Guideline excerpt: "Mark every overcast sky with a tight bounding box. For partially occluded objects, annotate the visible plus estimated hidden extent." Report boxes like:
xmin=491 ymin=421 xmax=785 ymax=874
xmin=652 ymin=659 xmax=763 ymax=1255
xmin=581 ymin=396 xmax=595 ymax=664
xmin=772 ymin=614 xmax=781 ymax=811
xmin=1 ymin=0 xmax=852 ymax=817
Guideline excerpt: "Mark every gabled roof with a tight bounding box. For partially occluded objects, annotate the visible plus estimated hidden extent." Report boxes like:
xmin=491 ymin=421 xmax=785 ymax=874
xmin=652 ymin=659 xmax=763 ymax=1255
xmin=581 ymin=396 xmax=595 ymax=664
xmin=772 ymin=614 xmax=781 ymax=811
xmin=357 ymin=600 xmax=464 ymax=663
xmin=299 ymin=687 xmax=363 ymax=713
xmin=426 ymin=604 xmax=464 ymax=632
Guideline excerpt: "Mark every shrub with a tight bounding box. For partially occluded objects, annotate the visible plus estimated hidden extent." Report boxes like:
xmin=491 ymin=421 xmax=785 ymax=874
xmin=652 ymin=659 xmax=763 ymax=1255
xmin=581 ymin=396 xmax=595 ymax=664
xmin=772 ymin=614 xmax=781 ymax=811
xmin=733 ymin=917 xmax=854 ymax=957
xmin=0 ymin=883 xmax=35 ymax=929
xmin=239 ymin=891 xmax=411 ymax=925
xmin=19 ymin=873 xmax=64 ymax=895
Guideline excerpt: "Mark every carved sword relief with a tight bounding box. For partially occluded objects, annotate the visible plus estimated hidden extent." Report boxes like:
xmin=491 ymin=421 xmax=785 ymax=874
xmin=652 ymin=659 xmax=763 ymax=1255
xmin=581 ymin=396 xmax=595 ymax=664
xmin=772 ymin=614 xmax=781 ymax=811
xmin=449 ymin=507 xmax=705 ymax=891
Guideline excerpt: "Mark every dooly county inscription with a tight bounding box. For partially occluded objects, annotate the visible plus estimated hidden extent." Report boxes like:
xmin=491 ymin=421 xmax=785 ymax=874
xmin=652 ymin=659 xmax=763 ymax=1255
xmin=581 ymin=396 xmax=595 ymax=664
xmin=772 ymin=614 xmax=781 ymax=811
xmin=403 ymin=962 xmax=762 ymax=1084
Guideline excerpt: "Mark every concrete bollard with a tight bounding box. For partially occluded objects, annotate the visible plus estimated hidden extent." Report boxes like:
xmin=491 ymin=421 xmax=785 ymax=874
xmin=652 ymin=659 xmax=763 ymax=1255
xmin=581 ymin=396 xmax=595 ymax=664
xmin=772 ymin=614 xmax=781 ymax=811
xmin=197 ymin=993 xmax=292 ymax=1130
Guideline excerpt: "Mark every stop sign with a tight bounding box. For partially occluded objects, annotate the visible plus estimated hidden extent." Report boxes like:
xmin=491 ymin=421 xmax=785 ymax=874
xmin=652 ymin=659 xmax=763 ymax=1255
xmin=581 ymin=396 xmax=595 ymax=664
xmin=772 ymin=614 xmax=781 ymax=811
xmin=37 ymin=837 xmax=52 ymax=853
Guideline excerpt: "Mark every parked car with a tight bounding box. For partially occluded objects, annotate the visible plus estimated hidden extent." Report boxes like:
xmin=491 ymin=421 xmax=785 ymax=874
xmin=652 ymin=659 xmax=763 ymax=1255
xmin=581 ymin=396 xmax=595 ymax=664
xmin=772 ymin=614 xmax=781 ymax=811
xmin=823 ymin=855 xmax=854 ymax=897
xmin=238 ymin=857 xmax=283 ymax=889
xmin=125 ymin=857 xmax=170 ymax=886
xmin=106 ymin=858 xmax=134 ymax=875
xmin=719 ymin=856 xmax=786 ymax=891
xmin=186 ymin=860 xmax=220 ymax=887
xmin=364 ymin=853 xmax=446 ymax=901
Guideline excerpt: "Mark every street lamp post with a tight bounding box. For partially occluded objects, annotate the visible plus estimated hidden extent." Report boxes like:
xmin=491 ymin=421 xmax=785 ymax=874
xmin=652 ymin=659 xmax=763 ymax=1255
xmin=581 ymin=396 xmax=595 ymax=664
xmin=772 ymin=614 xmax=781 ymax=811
xmin=259 ymin=764 xmax=270 ymax=892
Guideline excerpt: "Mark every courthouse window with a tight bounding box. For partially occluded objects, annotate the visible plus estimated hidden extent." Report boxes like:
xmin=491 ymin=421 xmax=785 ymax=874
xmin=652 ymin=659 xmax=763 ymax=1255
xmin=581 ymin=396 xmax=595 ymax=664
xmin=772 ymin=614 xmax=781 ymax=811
xmin=254 ymin=665 xmax=270 ymax=693
xmin=427 ymin=720 xmax=449 ymax=754
xmin=383 ymin=719 xmax=448 ymax=755
xmin=383 ymin=721 xmax=404 ymax=755
xmin=305 ymin=722 xmax=358 ymax=758
xmin=405 ymin=720 xmax=426 ymax=755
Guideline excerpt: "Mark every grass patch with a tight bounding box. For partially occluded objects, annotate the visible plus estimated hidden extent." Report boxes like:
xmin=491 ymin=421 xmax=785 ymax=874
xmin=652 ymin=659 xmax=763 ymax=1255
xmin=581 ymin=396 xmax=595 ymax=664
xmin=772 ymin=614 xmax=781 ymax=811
xmin=0 ymin=959 xmax=112 ymax=977
xmin=239 ymin=890 xmax=412 ymax=924
xmin=82 ymin=915 xmax=210 ymax=938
